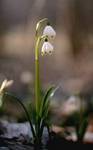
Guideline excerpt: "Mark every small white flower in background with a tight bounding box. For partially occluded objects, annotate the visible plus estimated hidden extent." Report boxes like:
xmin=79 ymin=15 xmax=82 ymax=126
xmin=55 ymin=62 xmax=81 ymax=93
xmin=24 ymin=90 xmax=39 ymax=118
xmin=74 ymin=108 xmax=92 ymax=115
xmin=62 ymin=95 xmax=81 ymax=115
xmin=0 ymin=79 xmax=13 ymax=107
xmin=43 ymin=23 xmax=56 ymax=39
xmin=41 ymin=39 xmax=54 ymax=55
xmin=0 ymin=79 xmax=13 ymax=94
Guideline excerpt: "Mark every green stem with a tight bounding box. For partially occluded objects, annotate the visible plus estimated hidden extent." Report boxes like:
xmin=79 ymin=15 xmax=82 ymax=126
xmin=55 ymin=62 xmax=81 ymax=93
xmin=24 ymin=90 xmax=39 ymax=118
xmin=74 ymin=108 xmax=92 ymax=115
xmin=35 ymin=37 xmax=41 ymax=114
xmin=4 ymin=92 xmax=36 ymax=139
xmin=35 ymin=37 xmax=42 ymax=142
xmin=34 ymin=18 xmax=48 ymax=143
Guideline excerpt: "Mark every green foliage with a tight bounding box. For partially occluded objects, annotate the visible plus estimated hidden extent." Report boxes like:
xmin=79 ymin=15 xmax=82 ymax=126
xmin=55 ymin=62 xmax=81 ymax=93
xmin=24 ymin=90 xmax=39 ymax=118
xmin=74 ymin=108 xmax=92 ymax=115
xmin=61 ymin=99 xmax=89 ymax=142
xmin=39 ymin=86 xmax=56 ymax=118
xmin=76 ymin=118 xmax=88 ymax=141
xmin=0 ymin=85 xmax=56 ymax=144
xmin=0 ymin=93 xmax=6 ymax=115
xmin=0 ymin=94 xmax=3 ymax=107
xmin=33 ymin=86 xmax=57 ymax=143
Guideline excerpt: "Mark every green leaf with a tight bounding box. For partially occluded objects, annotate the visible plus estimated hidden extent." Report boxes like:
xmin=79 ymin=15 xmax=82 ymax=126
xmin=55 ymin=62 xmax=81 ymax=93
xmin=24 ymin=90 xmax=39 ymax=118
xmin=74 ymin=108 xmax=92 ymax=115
xmin=39 ymin=86 xmax=57 ymax=118
xmin=4 ymin=92 xmax=36 ymax=138
xmin=77 ymin=118 xmax=88 ymax=141
xmin=0 ymin=94 xmax=3 ymax=107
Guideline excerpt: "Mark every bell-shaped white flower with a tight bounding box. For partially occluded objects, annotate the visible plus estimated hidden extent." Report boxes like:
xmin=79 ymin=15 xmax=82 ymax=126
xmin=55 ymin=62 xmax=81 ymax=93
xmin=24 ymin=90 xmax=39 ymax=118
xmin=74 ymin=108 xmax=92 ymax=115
xmin=43 ymin=24 xmax=56 ymax=39
xmin=41 ymin=39 xmax=54 ymax=55
xmin=0 ymin=79 xmax=13 ymax=94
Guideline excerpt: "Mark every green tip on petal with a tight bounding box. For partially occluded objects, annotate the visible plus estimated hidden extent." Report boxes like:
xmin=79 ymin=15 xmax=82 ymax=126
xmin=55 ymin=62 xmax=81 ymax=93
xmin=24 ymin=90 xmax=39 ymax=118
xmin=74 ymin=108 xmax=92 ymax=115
xmin=45 ymin=38 xmax=48 ymax=42
xmin=47 ymin=22 xmax=50 ymax=25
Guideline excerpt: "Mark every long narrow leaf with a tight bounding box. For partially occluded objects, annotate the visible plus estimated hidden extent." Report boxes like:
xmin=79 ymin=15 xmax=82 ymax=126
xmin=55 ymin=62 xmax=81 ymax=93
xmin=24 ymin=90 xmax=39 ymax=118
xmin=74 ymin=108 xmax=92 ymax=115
xmin=39 ymin=86 xmax=57 ymax=117
xmin=78 ymin=118 xmax=88 ymax=141
xmin=0 ymin=93 xmax=4 ymax=108
xmin=4 ymin=92 xmax=36 ymax=138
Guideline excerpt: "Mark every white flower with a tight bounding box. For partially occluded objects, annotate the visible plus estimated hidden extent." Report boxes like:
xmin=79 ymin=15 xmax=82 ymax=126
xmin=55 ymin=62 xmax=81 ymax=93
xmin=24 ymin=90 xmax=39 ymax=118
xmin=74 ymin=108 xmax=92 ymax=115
xmin=41 ymin=40 xmax=54 ymax=55
xmin=43 ymin=25 xmax=56 ymax=39
xmin=62 ymin=96 xmax=81 ymax=115
xmin=0 ymin=79 xmax=13 ymax=94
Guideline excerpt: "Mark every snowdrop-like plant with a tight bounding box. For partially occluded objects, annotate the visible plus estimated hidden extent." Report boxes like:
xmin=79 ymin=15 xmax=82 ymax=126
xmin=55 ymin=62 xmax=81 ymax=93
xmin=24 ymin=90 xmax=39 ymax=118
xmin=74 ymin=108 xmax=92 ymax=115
xmin=33 ymin=18 xmax=56 ymax=144
xmin=0 ymin=18 xmax=56 ymax=145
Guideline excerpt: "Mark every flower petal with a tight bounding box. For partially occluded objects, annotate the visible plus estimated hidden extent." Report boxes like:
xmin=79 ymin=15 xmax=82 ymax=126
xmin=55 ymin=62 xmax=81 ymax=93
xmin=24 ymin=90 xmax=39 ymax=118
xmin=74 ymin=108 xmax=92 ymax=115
xmin=5 ymin=80 xmax=14 ymax=88
xmin=0 ymin=79 xmax=8 ymax=93
xmin=43 ymin=25 xmax=56 ymax=39
xmin=41 ymin=41 xmax=54 ymax=55
xmin=0 ymin=79 xmax=13 ymax=94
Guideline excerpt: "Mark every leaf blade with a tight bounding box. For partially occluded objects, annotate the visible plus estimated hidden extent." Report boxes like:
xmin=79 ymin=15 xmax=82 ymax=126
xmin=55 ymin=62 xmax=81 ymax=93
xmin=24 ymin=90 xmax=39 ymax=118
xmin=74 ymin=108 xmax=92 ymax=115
xmin=39 ymin=86 xmax=57 ymax=118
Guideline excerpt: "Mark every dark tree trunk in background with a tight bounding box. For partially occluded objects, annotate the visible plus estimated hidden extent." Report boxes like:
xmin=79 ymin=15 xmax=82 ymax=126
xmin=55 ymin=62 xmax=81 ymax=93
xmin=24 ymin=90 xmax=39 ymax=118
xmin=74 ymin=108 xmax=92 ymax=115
xmin=67 ymin=0 xmax=93 ymax=56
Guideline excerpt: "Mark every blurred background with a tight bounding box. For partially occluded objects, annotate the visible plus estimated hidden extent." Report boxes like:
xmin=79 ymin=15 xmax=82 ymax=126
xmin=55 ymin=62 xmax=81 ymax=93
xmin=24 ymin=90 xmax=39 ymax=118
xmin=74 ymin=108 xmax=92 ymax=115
xmin=0 ymin=0 xmax=93 ymax=121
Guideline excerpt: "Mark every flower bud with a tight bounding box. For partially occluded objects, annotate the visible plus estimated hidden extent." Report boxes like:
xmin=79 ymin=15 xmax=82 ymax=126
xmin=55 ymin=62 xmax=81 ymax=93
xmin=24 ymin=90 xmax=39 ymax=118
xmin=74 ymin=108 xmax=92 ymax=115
xmin=0 ymin=79 xmax=13 ymax=94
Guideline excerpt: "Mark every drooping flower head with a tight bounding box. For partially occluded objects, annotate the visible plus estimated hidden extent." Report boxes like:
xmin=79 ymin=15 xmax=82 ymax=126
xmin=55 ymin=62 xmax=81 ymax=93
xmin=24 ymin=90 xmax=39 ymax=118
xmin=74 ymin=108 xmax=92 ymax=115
xmin=43 ymin=23 xmax=56 ymax=39
xmin=41 ymin=38 xmax=54 ymax=56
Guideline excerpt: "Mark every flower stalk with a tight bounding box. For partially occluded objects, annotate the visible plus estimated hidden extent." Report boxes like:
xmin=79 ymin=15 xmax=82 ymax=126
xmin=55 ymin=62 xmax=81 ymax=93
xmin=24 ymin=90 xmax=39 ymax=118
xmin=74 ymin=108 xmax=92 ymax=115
xmin=34 ymin=18 xmax=56 ymax=143
xmin=35 ymin=37 xmax=41 ymax=115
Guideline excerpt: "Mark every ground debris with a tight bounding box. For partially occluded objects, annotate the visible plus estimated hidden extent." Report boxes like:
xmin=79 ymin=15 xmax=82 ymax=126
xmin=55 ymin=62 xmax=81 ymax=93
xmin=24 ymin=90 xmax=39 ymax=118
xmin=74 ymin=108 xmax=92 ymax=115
xmin=0 ymin=136 xmax=34 ymax=150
